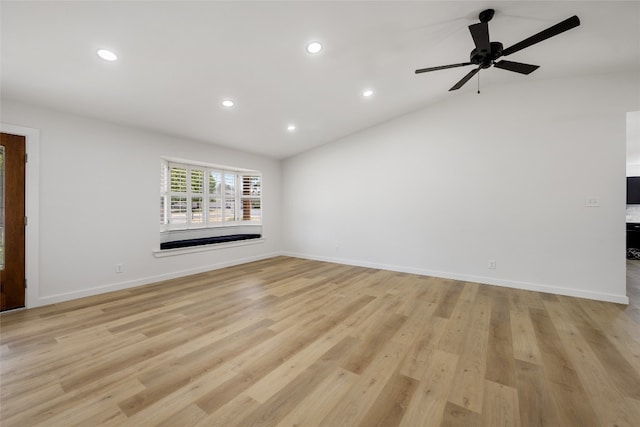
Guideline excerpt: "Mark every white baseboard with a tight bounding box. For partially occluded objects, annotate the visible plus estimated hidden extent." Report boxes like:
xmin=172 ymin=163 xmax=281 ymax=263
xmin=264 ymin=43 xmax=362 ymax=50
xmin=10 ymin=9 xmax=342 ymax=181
xmin=32 ymin=251 xmax=629 ymax=307
xmin=33 ymin=252 xmax=283 ymax=307
xmin=281 ymin=251 xmax=630 ymax=305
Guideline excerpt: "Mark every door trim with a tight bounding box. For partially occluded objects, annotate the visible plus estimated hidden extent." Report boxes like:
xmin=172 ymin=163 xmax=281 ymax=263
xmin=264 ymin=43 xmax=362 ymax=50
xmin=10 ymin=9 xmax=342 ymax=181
xmin=0 ymin=124 xmax=39 ymax=309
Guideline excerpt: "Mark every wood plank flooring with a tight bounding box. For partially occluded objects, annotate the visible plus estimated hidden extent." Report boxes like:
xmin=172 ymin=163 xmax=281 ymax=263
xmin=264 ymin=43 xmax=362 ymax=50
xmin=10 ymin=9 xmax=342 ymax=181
xmin=1 ymin=256 xmax=639 ymax=426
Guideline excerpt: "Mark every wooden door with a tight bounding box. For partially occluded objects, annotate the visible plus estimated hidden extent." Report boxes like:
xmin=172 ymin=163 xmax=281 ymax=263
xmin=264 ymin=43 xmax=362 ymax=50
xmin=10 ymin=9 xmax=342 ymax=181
xmin=1 ymin=132 xmax=26 ymax=311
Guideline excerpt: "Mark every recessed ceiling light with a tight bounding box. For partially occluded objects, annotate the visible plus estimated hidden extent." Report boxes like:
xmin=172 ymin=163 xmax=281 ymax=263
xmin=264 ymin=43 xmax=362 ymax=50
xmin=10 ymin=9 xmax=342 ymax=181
xmin=222 ymin=99 xmax=235 ymax=108
xmin=362 ymin=89 xmax=374 ymax=98
xmin=306 ymin=41 xmax=323 ymax=54
xmin=97 ymin=49 xmax=118 ymax=61
xmin=287 ymin=124 xmax=296 ymax=132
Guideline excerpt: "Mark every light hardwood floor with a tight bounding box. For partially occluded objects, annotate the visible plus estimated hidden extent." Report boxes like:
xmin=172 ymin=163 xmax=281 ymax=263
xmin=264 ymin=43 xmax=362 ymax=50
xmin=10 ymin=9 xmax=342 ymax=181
xmin=1 ymin=256 xmax=639 ymax=426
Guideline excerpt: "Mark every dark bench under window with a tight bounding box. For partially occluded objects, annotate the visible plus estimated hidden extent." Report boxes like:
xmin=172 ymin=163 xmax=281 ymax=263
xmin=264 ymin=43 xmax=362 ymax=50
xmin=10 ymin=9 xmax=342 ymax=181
xmin=160 ymin=234 xmax=261 ymax=250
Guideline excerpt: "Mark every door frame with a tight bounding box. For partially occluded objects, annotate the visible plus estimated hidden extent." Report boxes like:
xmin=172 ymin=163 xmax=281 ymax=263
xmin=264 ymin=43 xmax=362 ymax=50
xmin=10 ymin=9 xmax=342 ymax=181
xmin=0 ymin=124 xmax=39 ymax=309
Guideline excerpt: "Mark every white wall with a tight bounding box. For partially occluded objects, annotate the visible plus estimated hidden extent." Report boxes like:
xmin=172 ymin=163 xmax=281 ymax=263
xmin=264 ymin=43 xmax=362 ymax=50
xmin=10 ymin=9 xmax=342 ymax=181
xmin=627 ymin=111 xmax=640 ymax=176
xmin=1 ymin=100 xmax=282 ymax=307
xmin=283 ymin=72 xmax=640 ymax=304
xmin=3 ymin=72 xmax=638 ymax=307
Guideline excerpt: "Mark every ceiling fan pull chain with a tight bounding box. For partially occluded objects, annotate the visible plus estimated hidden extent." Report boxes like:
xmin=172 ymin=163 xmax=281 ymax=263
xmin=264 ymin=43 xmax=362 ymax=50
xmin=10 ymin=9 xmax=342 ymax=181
xmin=477 ymin=71 xmax=480 ymax=94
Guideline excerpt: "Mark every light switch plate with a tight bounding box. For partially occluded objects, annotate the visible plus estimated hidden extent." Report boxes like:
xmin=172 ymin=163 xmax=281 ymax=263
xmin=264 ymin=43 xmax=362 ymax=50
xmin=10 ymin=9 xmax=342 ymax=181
xmin=585 ymin=197 xmax=600 ymax=207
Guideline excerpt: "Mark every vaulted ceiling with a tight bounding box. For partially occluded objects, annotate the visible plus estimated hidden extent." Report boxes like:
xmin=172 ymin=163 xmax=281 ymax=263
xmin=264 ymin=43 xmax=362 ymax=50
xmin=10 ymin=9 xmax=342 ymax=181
xmin=2 ymin=1 xmax=639 ymax=158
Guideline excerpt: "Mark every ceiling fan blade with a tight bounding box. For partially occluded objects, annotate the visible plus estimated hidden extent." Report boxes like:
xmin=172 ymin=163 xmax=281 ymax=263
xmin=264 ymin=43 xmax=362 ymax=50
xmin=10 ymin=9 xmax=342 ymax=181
xmin=449 ymin=67 xmax=481 ymax=91
xmin=493 ymin=60 xmax=540 ymax=75
xmin=415 ymin=62 xmax=474 ymax=74
xmin=469 ymin=22 xmax=490 ymax=54
xmin=502 ymin=15 xmax=580 ymax=57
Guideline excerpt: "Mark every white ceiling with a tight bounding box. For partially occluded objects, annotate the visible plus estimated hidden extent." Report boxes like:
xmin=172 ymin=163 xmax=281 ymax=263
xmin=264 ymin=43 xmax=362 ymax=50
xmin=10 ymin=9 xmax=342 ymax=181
xmin=2 ymin=1 xmax=639 ymax=159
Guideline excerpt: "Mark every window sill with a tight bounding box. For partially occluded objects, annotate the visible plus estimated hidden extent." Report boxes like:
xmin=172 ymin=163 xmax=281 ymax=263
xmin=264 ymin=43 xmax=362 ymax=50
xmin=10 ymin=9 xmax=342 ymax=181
xmin=153 ymin=237 xmax=265 ymax=258
xmin=162 ymin=222 xmax=262 ymax=231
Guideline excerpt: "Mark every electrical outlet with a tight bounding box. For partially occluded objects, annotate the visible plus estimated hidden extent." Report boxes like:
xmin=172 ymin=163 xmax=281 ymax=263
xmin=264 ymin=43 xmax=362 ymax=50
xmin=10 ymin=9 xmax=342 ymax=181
xmin=116 ymin=264 xmax=124 ymax=273
xmin=488 ymin=260 xmax=496 ymax=269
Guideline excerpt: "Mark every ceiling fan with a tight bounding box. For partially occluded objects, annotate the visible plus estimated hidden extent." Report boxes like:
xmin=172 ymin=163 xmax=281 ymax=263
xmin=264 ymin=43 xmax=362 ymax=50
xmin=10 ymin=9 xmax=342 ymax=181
xmin=415 ymin=9 xmax=580 ymax=91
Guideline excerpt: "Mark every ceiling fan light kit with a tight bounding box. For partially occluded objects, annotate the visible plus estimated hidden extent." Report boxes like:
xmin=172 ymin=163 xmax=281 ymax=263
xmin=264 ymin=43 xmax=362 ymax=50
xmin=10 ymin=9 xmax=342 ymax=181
xmin=415 ymin=9 xmax=580 ymax=92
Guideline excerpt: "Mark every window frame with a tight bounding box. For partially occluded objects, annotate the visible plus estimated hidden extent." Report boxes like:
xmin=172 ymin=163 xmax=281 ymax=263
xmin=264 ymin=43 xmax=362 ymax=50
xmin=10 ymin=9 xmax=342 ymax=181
xmin=160 ymin=159 xmax=261 ymax=232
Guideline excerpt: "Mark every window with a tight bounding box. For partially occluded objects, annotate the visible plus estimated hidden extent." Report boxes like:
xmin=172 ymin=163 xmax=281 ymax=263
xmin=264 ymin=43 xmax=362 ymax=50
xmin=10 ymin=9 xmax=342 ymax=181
xmin=160 ymin=160 xmax=261 ymax=231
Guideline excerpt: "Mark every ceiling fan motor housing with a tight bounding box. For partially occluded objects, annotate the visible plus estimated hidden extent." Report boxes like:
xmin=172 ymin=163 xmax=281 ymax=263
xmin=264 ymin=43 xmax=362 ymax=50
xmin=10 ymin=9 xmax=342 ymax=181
xmin=470 ymin=41 xmax=503 ymax=68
